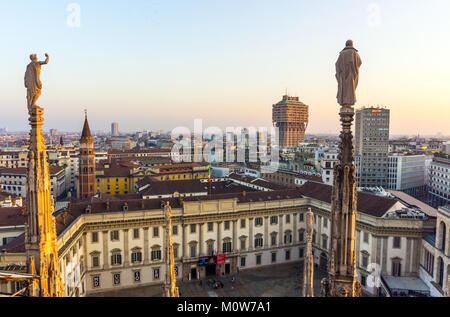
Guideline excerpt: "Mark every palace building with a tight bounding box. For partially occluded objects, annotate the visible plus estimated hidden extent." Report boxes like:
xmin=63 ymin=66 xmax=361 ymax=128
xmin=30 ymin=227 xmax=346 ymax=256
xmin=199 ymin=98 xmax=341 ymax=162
xmin=0 ymin=177 xmax=440 ymax=297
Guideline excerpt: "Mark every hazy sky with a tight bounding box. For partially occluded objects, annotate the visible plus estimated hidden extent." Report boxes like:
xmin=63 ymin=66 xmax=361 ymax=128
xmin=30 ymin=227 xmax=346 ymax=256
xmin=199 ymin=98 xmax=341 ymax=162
xmin=1 ymin=0 xmax=449 ymax=135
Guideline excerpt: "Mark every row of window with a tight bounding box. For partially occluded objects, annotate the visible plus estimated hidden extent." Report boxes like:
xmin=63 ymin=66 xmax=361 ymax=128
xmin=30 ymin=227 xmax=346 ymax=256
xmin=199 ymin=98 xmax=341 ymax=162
xmin=92 ymin=266 xmax=174 ymax=288
xmin=240 ymin=248 xmax=302 ymax=267
xmin=91 ymin=215 xmax=321 ymax=243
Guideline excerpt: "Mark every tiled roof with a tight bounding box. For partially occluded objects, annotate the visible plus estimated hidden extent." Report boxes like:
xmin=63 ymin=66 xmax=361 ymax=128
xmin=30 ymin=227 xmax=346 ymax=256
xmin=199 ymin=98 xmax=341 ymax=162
xmin=0 ymin=207 xmax=26 ymax=226
xmin=298 ymin=181 xmax=398 ymax=217
xmin=0 ymin=168 xmax=27 ymax=175
xmin=1 ymin=233 xmax=25 ymax=253
xmin=0 ymin=166 xmax=64 ymax=176
xmin=228 ymin=173 xmax=287 ymax=190
xmin=139 ymin=179 xmax=256 ymax=197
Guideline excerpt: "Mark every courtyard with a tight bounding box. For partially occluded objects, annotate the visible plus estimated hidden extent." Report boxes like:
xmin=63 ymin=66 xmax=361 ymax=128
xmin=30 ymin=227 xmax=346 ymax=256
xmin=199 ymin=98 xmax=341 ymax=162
xmin=90 ymin=261 xmax=328 ymax=297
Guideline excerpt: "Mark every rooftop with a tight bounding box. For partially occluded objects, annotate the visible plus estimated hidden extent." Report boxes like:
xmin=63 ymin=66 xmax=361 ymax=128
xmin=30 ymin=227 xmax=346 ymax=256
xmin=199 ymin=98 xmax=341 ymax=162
xmin=298 ymin=182 xmax=398 ymax=218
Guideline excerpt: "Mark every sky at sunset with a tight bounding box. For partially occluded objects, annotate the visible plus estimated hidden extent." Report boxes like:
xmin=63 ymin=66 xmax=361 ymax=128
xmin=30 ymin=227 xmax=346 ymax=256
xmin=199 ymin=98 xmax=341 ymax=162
xmin=1 ymin=0 xmax=449 ymax=135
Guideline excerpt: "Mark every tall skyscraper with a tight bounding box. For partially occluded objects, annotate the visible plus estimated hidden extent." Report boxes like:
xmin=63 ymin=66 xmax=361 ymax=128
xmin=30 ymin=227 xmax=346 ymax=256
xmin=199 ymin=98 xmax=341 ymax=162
xmin=79 ymin=112 xmax=96 ymax=198
xmin=111 ymin=122 xmax=119 ymax=136
xmin=355 ymin=107 xmax=390 ymax=188
xmin=272 ymin=95 xmax=309 ymax=147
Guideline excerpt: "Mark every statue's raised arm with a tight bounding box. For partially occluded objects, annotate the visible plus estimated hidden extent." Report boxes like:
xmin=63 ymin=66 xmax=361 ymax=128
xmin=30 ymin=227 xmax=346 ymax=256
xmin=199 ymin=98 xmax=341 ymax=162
xmin=25 ymin=53 xmax=50 ymax=111
xmin=39 ymin=53 xmax=49 ymax=65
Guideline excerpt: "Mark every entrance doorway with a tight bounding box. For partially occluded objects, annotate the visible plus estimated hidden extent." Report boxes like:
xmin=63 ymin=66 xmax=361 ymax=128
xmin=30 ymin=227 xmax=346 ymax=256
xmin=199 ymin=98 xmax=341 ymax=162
xmin=320 ymin=252 xmax=328 ymax=270
xmin=190 ymin=268 xmax=197 ymax=280
xmin=225 ymin=263 xmax=231 ymax=275
xmin=206 ymin=264 xmax=216 ymax=276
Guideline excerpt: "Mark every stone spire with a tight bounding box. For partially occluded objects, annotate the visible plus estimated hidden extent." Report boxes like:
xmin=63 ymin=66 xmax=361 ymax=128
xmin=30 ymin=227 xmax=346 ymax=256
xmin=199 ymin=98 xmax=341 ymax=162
xmin=80 ymin=110 xmax=93 ymax=143
xmin=25 ymin=106 xmax=64 ymax=297
xmin=322 ymin=41 xmax=362 ymax=297
xmin=303 ymin=208 xmax=314 ymax=297
xmin=163 ymin=202 xmax=179 ymax=297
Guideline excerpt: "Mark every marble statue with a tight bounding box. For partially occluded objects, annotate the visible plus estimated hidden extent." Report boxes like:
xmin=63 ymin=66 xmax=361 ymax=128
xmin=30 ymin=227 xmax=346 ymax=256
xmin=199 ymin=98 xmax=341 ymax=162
xmin=336 ymin=40 xmax=362 ymax=106
xmin=24 ymin=53 xmax=49 ymax=111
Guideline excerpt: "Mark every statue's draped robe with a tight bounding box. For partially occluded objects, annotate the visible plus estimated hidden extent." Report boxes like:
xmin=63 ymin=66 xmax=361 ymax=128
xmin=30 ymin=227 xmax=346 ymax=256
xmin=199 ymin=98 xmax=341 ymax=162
xmin=336 ymin=47 xmax=362 ymax=106
xmin=24 ymin=62 xmax=42 ymax=108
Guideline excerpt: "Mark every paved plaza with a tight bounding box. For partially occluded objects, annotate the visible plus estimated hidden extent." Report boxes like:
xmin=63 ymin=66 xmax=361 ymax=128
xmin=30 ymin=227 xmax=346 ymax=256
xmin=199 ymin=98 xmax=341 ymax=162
xmin=91 ymin=261 xmax=328 ymax=297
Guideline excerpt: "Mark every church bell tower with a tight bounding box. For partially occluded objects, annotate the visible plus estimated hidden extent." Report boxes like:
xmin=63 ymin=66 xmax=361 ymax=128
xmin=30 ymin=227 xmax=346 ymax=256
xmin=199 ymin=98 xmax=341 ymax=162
xmin=78 ymin=111 xmax=96 ymax=198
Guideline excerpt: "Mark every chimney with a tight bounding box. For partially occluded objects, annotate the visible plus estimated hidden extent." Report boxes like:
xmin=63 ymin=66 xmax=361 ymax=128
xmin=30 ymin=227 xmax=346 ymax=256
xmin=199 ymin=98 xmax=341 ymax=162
xmin=123 ymin=202 xmax=128 ymax=212
xmin=106 ymin=200 xmax=110 ymax=211
xmin=242 ymin=191 xmax=247 ymax=197
xmin=141 ymin=199 xmax=145 ymax=209
xmin=85 ymin=204 xmax=92 ymax=214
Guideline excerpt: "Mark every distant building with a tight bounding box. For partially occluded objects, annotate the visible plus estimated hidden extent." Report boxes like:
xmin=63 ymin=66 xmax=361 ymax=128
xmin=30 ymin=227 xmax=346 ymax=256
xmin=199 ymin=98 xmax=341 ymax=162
xmin=428 ymin=154 xmax=450 ymax=208
xmin=442 ymin=142 xmax=450 ymax=155
xmin=316 ymin=148 xmax=339 ymax=186
xmin=111 ymin=122 xmax=119 ymax=136
xmin=109 ymin=136 xmax=135 ymax=150
xmin=355 ymin=107 xmax=390 ymax=188
xmin=262 ymin=169 xmax=322 ymax=188
xmin=0 ymin=191 xmax=22 ymax=208
xmin=0 ymin=151 xmax=28 ymax=168
xmin=95 ymin=161 xmax=140 ymax=195
xmin=272 ymin=95 xmax=309 ymax=148
xmin=0 ymin=166 xmax=66 ymax=199
xmin=387 ymin=154 xmax=427 ymax=198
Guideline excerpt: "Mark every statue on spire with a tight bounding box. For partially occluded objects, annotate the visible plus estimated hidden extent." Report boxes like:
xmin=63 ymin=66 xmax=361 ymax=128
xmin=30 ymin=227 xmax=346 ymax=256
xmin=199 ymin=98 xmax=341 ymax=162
xmin=24 ymin=53 xmax=49 ymax=112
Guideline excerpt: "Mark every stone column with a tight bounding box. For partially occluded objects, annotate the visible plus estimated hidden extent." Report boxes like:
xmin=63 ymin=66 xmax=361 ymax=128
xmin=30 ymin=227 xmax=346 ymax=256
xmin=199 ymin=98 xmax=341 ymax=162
xmin=411 ymin=238 xmax=419 ymax=273
xmin=123 ymin=229 xmax=129 ymax=266
xmin=82 ymin=232 xmax=88 ymax=274
xmin=381 ymin=237 xmax=388 ymax=275
xmin=248 ymin=218 xmax=254 ymax=251
xmin=217 ymin=222 xmax=222 ymax=253
xmin=318 ymin=216 xmax=322 ymax=247
xmin=405 ymin=238 xmax=412 ymax=274
xmin=232 ymin=220 xmax=238 ymax=252
xmin=199 ymin=223 xmax=204 ymax=256
xmin=102 ymin=231 xmax=109 ymax=269
xmin=264 ymin=216 xmax=269 ymax=248
xmin=375 ymin=236 xmax=381 ymax=266
xmin=279 ymin=215 xmax=284 ymax=245
xmin=143 ymin=227 xmax=149 ymax=264
xmin=293 ymin=213 xmax=298 ymax=244
xmin=355 ymin=230 xmax=360 ymax=263
xmin=182 ymin=224 xmax=187 ymax=258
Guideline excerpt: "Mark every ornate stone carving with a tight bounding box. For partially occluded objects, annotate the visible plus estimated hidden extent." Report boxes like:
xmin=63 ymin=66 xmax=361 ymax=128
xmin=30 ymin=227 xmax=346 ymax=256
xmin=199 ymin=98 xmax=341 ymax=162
xmin=24 ymin=56 xmax=63 ymax=297
xmin=163 ymin=202 xmax=180 ymax=297
xmin=303 ymin=208 xmax=314 ymax=297
xmin=325 ymin=41 xmax=361 ymax=297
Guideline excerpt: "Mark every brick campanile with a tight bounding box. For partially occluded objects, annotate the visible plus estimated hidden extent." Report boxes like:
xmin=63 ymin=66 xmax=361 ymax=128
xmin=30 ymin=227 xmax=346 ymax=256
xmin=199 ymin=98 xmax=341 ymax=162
xmin=78 ymin=111 xmax=96 ymax=198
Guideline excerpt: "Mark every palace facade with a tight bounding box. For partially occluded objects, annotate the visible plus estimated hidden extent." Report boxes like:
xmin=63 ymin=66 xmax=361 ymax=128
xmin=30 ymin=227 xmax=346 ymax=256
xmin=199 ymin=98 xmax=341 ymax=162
xmin=1 ymin=178 xmax=439 ymax=297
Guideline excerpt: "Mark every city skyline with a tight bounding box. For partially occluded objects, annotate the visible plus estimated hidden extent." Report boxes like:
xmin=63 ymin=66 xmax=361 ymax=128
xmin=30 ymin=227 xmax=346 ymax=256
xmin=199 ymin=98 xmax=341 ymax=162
xmin=1 ymin=0 xmax=450 ymax=135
